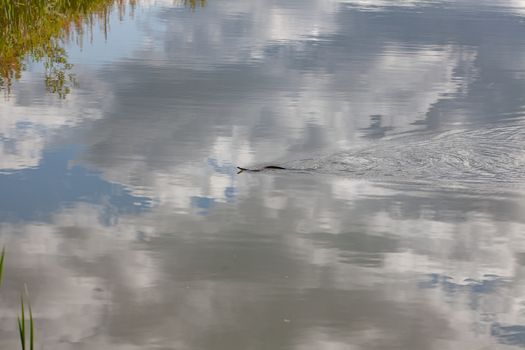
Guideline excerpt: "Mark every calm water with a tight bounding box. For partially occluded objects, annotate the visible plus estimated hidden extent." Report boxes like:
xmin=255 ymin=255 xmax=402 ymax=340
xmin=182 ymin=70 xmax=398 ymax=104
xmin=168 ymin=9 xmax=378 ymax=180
xmin=2 ymin=0 xmax=525 ymax=349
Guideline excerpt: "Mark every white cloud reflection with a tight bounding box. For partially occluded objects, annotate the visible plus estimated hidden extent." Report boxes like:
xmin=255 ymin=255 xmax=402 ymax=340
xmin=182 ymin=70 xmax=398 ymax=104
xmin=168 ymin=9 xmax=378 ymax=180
xmin=1 ymin=178 xmax=525 ymax=348
xmin=2 ymin=0 xmax=525 ymax=348
xmin=0 ymin=76 xmax=112 ymax=171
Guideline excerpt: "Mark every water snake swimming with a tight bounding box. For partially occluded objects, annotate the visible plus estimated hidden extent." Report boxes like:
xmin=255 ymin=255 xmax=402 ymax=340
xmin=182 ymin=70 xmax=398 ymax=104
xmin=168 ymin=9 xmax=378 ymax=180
xmin=234 ymin=122 xmax=525 ymax=185
xmin=236 ymin=166 xmax=287 ymax=174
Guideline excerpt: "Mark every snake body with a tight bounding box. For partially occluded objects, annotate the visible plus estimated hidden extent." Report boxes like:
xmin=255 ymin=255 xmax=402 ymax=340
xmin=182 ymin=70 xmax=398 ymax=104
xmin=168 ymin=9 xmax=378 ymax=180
xmin=236 ymin=166 xmax=287 ymax=173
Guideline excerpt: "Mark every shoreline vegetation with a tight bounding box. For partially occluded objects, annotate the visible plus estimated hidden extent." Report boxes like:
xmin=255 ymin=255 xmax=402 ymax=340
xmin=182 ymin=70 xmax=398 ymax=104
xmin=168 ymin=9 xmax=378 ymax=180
xmin=0 ymin=0 xmax=205 ymax=98
xmin=0 ymin=0 xmax=127 ymax=98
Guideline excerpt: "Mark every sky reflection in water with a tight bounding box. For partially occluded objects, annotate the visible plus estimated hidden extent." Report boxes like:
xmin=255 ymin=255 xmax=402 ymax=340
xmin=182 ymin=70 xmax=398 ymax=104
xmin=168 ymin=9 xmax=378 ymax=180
xmin=1 ymin=0 xmax=525 ymax=349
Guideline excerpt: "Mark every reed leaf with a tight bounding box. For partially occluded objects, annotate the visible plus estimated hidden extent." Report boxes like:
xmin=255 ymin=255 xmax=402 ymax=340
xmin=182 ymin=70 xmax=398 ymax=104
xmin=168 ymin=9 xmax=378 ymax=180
xmin=17 ymin=291 xmax=34 ymax=350
xmin=0 ymin=247 xmax=5 ymax=287
xmin=18 ymin=294 xmax=25 ymax=350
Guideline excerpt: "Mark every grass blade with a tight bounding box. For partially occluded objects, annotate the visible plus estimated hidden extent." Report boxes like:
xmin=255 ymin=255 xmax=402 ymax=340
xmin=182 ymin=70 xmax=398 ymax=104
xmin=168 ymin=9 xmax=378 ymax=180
xmin=17 ymin=317 xmax=24 ymax=350
xmin=18 ymin=294 xmax=26 ymax=350
xmin=29 ymin=300 xmax=34 ymax=350
xmin=0 ymin=247 xmax=4 ymax=287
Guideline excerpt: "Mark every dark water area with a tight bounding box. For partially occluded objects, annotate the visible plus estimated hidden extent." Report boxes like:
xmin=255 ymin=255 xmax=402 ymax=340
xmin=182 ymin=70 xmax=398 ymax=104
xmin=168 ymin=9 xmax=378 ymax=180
xmin=1 ymin=0 xmax=525 ymax=349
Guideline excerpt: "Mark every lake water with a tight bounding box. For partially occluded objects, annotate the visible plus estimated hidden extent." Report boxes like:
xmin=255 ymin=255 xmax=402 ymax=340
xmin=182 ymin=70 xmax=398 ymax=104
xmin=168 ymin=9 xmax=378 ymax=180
xmin=1 ymin=0 xmax=525 ymax=348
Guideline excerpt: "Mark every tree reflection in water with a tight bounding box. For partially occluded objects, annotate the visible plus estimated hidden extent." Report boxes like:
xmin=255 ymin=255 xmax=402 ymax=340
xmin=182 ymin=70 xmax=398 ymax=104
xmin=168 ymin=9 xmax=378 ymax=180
xmin=0 ymin=0 xmax=205 ymax=98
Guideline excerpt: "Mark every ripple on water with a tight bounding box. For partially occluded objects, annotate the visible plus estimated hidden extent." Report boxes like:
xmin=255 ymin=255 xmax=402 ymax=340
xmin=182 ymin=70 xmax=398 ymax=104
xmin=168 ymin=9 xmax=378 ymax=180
xmin=281 ymin=122 xmax=525 ymax=188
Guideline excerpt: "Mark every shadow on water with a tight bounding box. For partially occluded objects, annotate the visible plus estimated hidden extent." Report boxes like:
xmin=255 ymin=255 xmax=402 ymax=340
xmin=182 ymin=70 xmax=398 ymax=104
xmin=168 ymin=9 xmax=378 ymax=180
xmin=0 ymin=0 xmax=205 ymax=98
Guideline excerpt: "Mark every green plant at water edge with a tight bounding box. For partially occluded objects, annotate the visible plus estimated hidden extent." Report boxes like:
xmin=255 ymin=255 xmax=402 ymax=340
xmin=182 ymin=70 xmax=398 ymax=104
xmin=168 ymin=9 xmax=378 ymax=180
xmin=17 ymin=293 xmax=34 ymax=350
xmin=0 ymin=0 xmax=207 ymax=98
xmin=183 ymin=0 xmax=206 ymax=9
xmin=0 ymin=0 xmax=133 ymax=98
xmin=0 ymin=248 xmax=35 ymax=350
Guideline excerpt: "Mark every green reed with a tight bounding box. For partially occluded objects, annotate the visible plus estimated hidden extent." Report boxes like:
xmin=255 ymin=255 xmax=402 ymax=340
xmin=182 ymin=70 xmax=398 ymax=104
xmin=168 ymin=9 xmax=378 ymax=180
xmin=0 ymin=247 xmax=4 ymax=287
xmin=17 ymin=293 xmax=34 ymax=350
xmin=0 ymin=248 xmax=35 ymax=350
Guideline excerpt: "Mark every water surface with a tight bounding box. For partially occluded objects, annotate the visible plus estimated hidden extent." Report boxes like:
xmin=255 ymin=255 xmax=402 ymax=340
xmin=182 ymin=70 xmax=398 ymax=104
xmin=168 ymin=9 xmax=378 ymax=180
xmin=1 ymin=0 xmax=525 ymax=349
